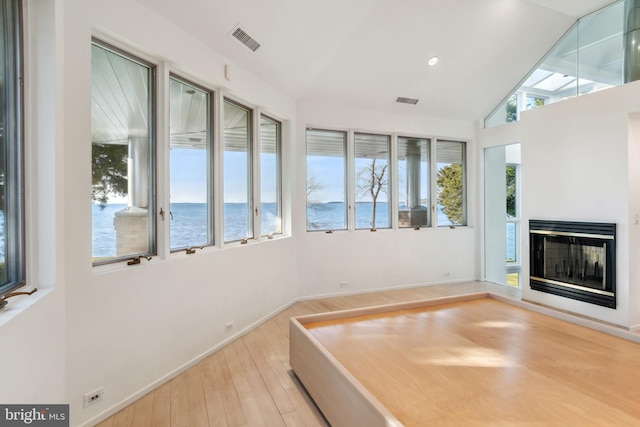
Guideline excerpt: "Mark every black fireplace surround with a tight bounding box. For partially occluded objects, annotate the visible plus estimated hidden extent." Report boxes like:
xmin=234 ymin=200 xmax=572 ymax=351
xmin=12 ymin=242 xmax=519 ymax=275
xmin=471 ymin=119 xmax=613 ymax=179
xmin=529 ymin=220 xmax=616 ymax=308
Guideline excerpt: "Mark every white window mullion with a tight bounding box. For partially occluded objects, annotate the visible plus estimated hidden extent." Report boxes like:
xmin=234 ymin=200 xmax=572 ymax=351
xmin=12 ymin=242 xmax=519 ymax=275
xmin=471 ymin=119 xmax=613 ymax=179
xmin=430 ymin=139 xmax=438 ymax=228
xmin=156 ymin=62 xmax=170 ymax=259
xmin=213 ymin=90 xmax=224 ymax=248
xmin=252 ymin=108 xmax=262 ymax=239
xmin=390 ymin=134 xmax=399 ymax=230
xmin=347 ymin=130 xmax=356 ymax=231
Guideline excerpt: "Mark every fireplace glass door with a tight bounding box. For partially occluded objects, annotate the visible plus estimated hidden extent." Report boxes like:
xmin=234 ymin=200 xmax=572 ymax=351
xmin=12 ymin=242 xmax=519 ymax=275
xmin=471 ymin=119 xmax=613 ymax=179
xmin=529 ymin=220 xmax=615 ymax=308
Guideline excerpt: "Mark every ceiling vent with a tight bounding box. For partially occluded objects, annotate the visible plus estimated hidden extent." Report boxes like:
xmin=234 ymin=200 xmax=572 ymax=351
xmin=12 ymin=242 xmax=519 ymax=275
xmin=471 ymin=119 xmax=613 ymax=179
xmin=396 ymin=97 xmax=419 ymax=105
xmin=230 ymin=25 xmax=261 ymax=52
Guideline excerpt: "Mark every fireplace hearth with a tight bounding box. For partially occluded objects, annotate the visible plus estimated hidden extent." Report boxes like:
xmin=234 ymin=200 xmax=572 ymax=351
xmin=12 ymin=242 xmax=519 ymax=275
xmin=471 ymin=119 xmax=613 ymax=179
xmin=529 ymin=220 xmax=616 ymax=308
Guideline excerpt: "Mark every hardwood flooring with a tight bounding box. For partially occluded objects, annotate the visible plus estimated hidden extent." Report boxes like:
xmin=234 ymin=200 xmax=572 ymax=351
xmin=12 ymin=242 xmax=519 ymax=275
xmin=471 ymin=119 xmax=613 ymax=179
xmin=303 ymin=297 xmax=640 ymax=426
xmin=95 ymin=282 xmax=492 ymax=427
xmin=92 ymin=281 xmax=640 ymax=426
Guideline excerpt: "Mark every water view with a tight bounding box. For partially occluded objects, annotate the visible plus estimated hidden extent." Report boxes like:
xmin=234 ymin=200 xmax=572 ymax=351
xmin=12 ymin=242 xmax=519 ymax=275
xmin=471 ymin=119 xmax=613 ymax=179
xmin=91 ymin=203 xmax=516 ymax=260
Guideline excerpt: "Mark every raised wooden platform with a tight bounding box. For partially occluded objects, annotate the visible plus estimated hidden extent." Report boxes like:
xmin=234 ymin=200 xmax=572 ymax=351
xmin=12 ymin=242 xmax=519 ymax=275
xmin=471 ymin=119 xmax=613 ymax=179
xmin=290 ymin=292 xmax=640 ymax=426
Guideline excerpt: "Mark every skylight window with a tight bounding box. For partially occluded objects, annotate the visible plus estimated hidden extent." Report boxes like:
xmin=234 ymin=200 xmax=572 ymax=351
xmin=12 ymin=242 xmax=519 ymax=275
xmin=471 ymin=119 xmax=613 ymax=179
xmin=485 ymin=0 xmax=624 ymax=128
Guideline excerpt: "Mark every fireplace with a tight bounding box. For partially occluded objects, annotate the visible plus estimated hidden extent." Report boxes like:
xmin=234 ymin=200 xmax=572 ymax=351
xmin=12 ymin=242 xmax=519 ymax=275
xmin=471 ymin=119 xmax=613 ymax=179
xmin=529 ymin=220 xmax=616 ymax=308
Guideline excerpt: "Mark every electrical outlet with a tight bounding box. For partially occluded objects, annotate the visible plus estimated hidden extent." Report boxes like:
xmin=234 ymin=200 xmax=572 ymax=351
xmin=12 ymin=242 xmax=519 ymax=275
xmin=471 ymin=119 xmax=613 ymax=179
xmin=225 ymin=321 xmax=234 ymax=333
xmin=83 ymin=387 xmax=104 ymax=408
xmin=339 ymin=281 xmax=348 ymax=288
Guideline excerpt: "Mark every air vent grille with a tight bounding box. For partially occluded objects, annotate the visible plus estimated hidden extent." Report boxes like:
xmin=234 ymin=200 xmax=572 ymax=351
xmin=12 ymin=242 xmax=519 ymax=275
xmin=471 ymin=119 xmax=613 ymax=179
xmin=396 ymin=97 xmax=419 ymax=105
xmin=231 ymin=26 xmax=261 ymax=52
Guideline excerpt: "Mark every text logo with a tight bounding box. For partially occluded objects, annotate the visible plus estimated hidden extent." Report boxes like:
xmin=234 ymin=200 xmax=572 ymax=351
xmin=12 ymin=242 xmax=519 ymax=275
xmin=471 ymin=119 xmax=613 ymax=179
xmin=0 ymin=405 xmax=69 ymax=426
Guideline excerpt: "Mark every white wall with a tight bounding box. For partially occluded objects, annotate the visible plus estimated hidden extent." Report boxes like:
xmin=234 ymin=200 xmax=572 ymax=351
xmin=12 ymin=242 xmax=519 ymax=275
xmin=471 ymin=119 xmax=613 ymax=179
xmin=478 ymin=80 xmax=640 ymax=328
xmin=628 ymin=113 xmax=640 ymax=329
xmin=59 ymin=0 xmax=299 ymax=425
xmin=296 ymin=101 xmax=479 ymax=297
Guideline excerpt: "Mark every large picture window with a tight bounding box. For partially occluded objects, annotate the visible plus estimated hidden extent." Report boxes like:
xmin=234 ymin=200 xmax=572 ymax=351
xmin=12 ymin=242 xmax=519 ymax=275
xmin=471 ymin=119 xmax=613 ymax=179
xmin=306 ymin=129 xmax=347 ymax=231
xmin=354 ymin=133 xmax=390 ymax=230
xmin=259 ymin=115 xmax=281 ymax=237
xmin=436 ymin=140 xmax=466 ymax=227
xmin=0 ymin=0 xmax=24 ymax=293
xmin=169 ymin=76 xmax=213 ymax=251
xmin=223 ymin=99 xmax=252 ymax=242
xmin=91 ymin=40 xmax=155 ymax=264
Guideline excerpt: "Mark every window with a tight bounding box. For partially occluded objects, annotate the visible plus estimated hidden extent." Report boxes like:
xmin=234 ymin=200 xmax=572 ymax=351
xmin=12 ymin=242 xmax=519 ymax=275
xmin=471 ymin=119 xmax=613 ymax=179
xmin=397 ymin=137 xmax=430 ymax=228
xmin=506 ymin=163 xmax=520 ymax=287
xmin=91 ymin=40 xmax=156 ymax=264
xmin=223 ymin=99 xmax=252 ymax=242
xmin=259 ymin=115 xmax=281 ymax=237
xmin=354 ymin=133 xmax=390 ymax=229
xmin=486 ymin=1 xmax=624 ymax=128
xmin=506 ymin=164 xmax=517 ymax=261
xmin=169 ymin=76 xmax=213 ymax=251
xmin=525 ymin=95 xmax=545 ymax=110
xmin=436 ymin=140 xmax=466 ymax=227
xmin=0 ymin=0 xmax=24 ymax=293
xmin=306 ymin=129 xmax=347 ymax=231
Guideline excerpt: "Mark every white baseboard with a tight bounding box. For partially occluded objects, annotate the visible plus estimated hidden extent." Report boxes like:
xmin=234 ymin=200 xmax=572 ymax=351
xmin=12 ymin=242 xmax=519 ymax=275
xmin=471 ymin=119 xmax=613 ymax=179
xmin=296 ymin=277 xmax=479 ymax=302
xmin=493 ymin=294 xmax=640 ymax=344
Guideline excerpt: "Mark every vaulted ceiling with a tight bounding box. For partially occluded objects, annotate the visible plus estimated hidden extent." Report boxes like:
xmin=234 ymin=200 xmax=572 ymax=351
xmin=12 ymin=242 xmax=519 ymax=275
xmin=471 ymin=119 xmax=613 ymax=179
xmin=133 ymin=0 xmax=616 ymax=122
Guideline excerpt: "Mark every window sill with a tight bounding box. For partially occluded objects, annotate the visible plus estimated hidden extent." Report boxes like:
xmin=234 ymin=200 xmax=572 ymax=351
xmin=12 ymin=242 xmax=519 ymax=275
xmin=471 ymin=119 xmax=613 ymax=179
xmin=223 ymin=233 xmax=291 ymax=248
xmin=0 ymin=287 xmax=54 ymax=328
xmin=92 ymin=234 xmax=293 ymax=273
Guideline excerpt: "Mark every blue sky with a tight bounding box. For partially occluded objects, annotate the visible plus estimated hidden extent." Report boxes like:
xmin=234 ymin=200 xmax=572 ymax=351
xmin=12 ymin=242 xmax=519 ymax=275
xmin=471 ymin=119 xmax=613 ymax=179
xmin=170 ymin=149 xmax=278 ymax=204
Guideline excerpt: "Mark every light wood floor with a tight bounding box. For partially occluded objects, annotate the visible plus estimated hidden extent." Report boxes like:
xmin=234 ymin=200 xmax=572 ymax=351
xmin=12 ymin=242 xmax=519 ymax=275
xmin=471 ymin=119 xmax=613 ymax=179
xmin=95 ymin=282 xmax=496 ymax=427
xmin=98 ymin=282 xmax=498 ymax=427
xmin=305 ymin=297 xmax=640 ymax=426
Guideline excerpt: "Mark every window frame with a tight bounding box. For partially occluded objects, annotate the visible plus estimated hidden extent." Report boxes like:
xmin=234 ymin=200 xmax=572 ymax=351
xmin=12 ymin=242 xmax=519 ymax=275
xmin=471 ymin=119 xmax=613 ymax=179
xmin=396 ymin=135 xmax=431 ymax=229
xmin=435 ymin=139 xmax=467 ymax=228
xmin=91 ymin=38 xmax=157 ymax=266
xmin=353 ymin=132 xmax=391 ymax=230
xmin=506 ymin=162 xmax=521 ymax=269
xmin=222 ymin=97 xmax=254 ymax=243
xmin=168 ymin=73 xmax=215 ymax=252
xmin=0 ymin=0 xmax=25 ymax=294
xmin=305 ymin=127 xmax=348 ymax=232
xmin=259 ymin=113 xmax=282 ymax=238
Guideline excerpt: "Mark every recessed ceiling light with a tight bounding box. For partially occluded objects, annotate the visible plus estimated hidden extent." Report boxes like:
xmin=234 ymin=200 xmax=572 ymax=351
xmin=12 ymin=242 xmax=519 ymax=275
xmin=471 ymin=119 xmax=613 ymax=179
xmin=428 ymin=56 xmax=439 ymax=66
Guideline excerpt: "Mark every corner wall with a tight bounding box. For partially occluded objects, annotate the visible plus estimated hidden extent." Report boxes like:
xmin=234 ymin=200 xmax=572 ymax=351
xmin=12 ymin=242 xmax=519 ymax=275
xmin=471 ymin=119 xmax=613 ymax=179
xmin=62 ymin=1 xmax=299 ymax=425
xmin=478 ymin=80 xmax=640 ymax=328
xmin=295 ymin=101 xmax=479 ymax=298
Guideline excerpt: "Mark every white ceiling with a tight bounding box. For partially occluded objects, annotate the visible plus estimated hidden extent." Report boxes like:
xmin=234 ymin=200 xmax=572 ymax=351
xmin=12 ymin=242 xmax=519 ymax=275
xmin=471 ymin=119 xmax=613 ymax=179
xmin=133 ymin=0 xmax=616 ymax=122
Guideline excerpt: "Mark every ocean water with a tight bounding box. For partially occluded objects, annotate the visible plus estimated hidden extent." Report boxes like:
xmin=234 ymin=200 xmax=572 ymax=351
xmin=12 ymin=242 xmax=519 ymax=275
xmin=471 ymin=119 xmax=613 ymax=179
xmin=92 ymin=203 xmax=279 ymax=257
xmin=307 ymin=202 xmax=455 ymax=230
xmin=91 ymin=203 xmax=516 ymax=260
